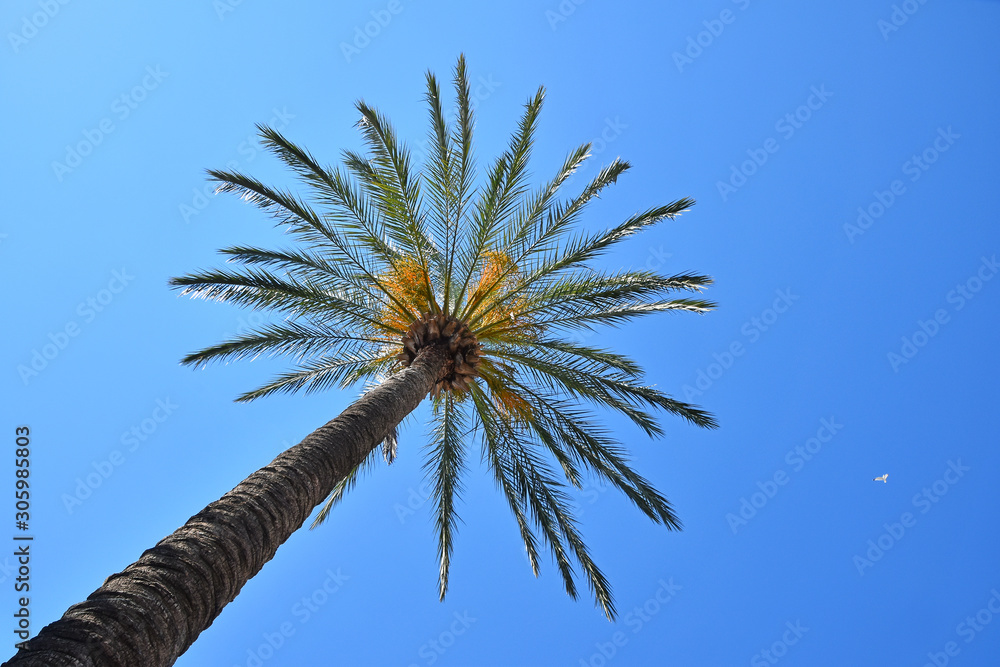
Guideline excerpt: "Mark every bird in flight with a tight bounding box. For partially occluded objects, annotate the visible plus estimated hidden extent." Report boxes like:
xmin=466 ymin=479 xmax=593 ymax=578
xmin=873 ymin=474 xmax=888 ymax=483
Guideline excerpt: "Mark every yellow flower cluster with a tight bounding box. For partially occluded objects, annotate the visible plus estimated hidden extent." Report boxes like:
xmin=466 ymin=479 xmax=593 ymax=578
xmin=468 ymin=250 xmax=535 ymax=335
xmin=378 ymin=257 xmax=434 ymax=334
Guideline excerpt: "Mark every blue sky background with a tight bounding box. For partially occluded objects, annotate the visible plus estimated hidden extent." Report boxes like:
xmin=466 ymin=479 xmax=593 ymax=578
xmin=4 ymin=1 xmax=1000 ymax=665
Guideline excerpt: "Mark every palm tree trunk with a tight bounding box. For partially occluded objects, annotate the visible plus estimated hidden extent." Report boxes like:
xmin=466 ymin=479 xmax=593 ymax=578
xmin=4 ymin=346 xmax=449 ymax=667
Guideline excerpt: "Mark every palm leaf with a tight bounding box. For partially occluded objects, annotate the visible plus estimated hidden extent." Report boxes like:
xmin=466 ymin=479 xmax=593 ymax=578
xmin=426 ymin=392 xmax=467 ymax=599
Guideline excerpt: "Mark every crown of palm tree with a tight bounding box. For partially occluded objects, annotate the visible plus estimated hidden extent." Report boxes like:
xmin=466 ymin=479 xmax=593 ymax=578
xmin=170 ymin=56 xmax=716 ymax=619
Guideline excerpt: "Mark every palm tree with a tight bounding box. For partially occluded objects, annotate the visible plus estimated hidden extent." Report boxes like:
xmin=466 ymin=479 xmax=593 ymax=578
xmin=5 ymin=56 xmax=715 ymax=666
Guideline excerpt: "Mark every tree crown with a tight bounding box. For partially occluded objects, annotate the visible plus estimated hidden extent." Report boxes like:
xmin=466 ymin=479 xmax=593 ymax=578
xmin=171 ymin=55 xmax=716 ymax=619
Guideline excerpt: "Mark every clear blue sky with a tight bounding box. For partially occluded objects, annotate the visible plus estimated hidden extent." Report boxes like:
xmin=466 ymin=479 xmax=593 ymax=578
xmin=4 ymin=1 xmax=1000 ymax=665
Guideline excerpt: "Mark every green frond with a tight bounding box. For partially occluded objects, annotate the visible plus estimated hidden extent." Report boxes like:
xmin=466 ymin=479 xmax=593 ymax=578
xmin=471 ymin=384 xmax=616 ymax=618
xmin=493 ymin=342 xmax=716 ymax=431
xmin=528 ymin=198 xmax=696 ymax=281
xmin=169 ymin=267 xmax=399 ymax=335
xmin=531 ymin=339 xmax=643 ymax=378
xmin=352 ymin=103 xmax=437 ymax=308
xmin=515 ymin=156 xmax=631 ymax=268
xmin=517 ymin=271 xmax=714 ymax=316
xmin=208 ymin=168 xmax=417 ymax=319
xmin=219 ymin=245 xmax=339 ymax=280
xmin=317 ymin=166 xmax=398 ymax=260
xmin=234 ymin=352 xmax=395 ymax=402
xmin=426 ymin=393 xmax=467 ymax=599
xmin=448 ymin=152 xmax=510 ymax=314
xmin=252 ymin=126 xmax=403 ymax=268
xmin=255 ymin=123 xmax=339 ymax=193
xmin=216 ymin=245 xmax=370 ymax=305
xmin=423 ymin=71 xmax=457 ymax=311
xmin=494 ymin=86 xmax=545 ymax=224
xmin=179 ymin=322 xmax=383 ymax=368
xmin=470 ymin=271 xmax=711 ymax=343
xmin=483 ymin=442 xmax=543 ymax=577
xmin=461 ymin=157 xmax=629 ymax=329
xmin=509 ymin=143 xmax=593 ymax=241
xmin=485 ymin=299 xmax=715 ymax=340
xmin=450 ymin=55 xmax=476 ymax=227
xmin=599 ymin=381 xmax=719 ymax=430
xmin=310 ymin=445 xmax=381 ymax=529
xmin=471 ymin=386 xmax=578 ymax=596
xmin=525 ymin=419 xmax=585 ymax=489
xmin=502 ymin=382 xmax=683 ymax=529
xmin=452 ymin=88 xmax=545 ymax=319
xmin=483 ymin=347 xmax=664 ymax=437
xmin=207 ymin=168 xmax=336 ymax=246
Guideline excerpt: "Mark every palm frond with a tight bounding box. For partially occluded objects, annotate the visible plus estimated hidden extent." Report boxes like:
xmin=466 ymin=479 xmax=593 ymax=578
xmin=526 ymin=198 xmax=696 ymax=282
xmin=423 ymin=71 xmax=457 ymax=310
xmin=503 ymin=382 xmax=683 ymax=529
xmin=461 ymin=157 xmax=629 ymax=330
xmin=234 ymin=352 xmax=395 ymax=402
xmin=179 ymin=322 xmax=384 ymax=368
xmin=471 ymin=384 xmax=616 ymax=619
xmin=482 ymin=348 xmax=661 ymax=437
xmin=252 ymin=126 xmax=403 ymax=268
xmin=207 ymin=169 xmax=335 ymax=246
xmin=310 ymin=445 xmax=382 ymax=529
xmin=486 ymin=299 xmax=715 ymax=340
xmin=426 ymin=392 xmax=467 ymax=599
xmin=451 ymin=87 xmax=545 ymax=318
xmin=169 ymin=267 xmax=399 ymax=335
xmin=351 ymin=103 xmax=438 ymax=312
xmin=207 ymin=168 xmax=418 ymax=320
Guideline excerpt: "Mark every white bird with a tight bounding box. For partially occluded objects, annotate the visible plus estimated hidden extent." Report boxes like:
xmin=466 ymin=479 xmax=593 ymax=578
xmin=873 ymin=474 xmax=888 ymax=483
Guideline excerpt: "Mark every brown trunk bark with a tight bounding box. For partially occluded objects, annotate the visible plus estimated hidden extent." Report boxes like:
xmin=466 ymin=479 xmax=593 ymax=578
xmin=3 ymin=346 xmax=449 ymax=667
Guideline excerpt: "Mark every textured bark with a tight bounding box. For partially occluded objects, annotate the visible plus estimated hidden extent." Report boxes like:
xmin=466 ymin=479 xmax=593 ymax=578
xmin=4 ymin=346 xmax=449 ymax=667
